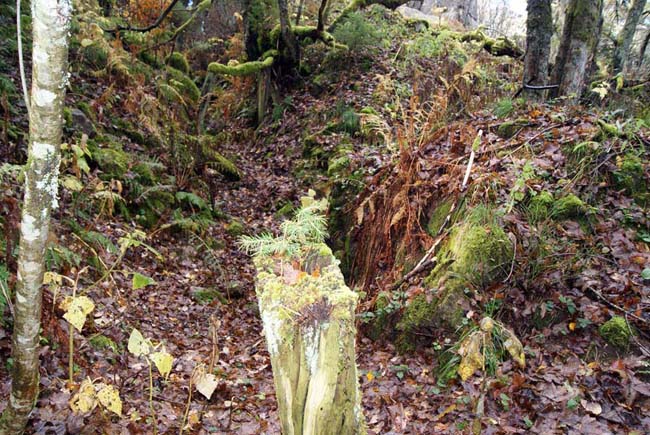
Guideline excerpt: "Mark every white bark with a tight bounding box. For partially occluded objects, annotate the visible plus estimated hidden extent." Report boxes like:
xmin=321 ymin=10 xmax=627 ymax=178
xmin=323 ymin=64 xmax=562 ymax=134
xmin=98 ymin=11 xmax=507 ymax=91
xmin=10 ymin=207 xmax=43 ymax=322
xmin=0 ymin=0 xmax=72 ymax=432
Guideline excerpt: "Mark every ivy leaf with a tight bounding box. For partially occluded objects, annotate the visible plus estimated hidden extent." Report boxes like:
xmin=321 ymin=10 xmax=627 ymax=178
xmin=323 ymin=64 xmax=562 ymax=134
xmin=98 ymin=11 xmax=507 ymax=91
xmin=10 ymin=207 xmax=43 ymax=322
xmin=150 ymin=348 xmax=174 ymax=380
xmin=96 ymin=383 xmax=122 ymax=416
xmin=61 ymin=296 xmax=95 ymax=332
xmin=128 ymin=328 xmax=151 ymax=357
xmin=69 ymin=378 xmax=97 ymax=414
xmin=132 ymin=272 xmax=156 ymax=290
xmin=641 ymin=268 xmax=650 ymax=280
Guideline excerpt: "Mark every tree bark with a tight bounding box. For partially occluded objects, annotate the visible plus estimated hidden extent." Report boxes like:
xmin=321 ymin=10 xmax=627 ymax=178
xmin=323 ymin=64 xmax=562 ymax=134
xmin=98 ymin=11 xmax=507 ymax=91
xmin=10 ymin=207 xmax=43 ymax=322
xmin=523 ymin=0 xmax=552 ymax=99
xmin=550 ymin=0 xmax=604 ymax=102
xmin=612 ymin=0 xmax=647 ymax=74
xmin=639 ymin=29 xmax=650 ymax=66
xmin=253 ymin=248 xmax=366 ymax=435
xmin=278 ymin=0 xmax=300 ymax=66
xmin=0 ymin=0 xmax=72 ymax=433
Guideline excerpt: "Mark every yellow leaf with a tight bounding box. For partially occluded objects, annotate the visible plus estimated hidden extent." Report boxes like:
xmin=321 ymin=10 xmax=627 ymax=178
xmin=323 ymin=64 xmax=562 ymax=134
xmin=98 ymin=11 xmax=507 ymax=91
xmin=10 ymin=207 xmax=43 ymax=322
xmin=150 ymin=348 xmax=174 ymax=379
xmin=62 ymin=296 xmax=95 ymax=332
xmin=569 ymin=322 xmax=576 ymax=331
xmin=69 ymin=378 xmax=97 ymax=414
xmin=503 ymin=329 xmax=526 ymax=369
xmin=61 ymin=175 xmax=84 ymax=192
xmin=96 ymin=383 xmax=122 ymax=416
xmin=128 ymin=328 xmax=151 ymax=357
xmin=43 ymin=272 xmax=63 ymax=286
xmin=366 ymin=371 xmax=375 ymax=382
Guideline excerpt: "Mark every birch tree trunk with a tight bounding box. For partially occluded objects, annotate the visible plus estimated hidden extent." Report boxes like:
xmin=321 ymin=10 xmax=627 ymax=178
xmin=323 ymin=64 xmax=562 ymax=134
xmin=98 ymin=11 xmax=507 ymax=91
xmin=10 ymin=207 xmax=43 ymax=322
xmin=523 ymin=0 xmax=552 ymax=99
xmin=550 ymin=0 xmax=603 ymax=102
xmin=612 ymin=0 xmax=647 ymax=74
xmin=253 ymin=247 xmax=366 ymax=435
xmin=0 ymin=0 xmax=72 ymax=432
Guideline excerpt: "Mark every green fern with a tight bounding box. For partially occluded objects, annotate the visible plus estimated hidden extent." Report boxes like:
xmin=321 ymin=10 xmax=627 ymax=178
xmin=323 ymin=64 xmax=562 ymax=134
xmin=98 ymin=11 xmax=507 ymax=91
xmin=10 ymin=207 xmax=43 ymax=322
xmin=176 ymin=191 xmax=210 ymax=211
xmin=238 ymin=195 xmax=328 ymax=258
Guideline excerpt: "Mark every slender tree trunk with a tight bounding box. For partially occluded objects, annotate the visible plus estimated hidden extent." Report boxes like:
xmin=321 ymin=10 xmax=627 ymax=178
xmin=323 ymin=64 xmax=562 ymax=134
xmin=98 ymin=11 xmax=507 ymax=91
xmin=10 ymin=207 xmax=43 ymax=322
xmin=0 ymin=0 xmax=72 ymax=433
xmin=277 ymin=0 xmax=300 ymax=65
xmin=639 ymin=29 xmax=650 ymax=66
xmin=550 ymin=0 xmax=604 ymax=102
xmin=254 ymin=249 xmax=366 ymax=435
xmin=612 ymin=0 xmax=647 ymax=74
xmin=523 ymin=0 xmax=552 ymax=99
xmin=295 ymin=0 xmax=305 ymax=25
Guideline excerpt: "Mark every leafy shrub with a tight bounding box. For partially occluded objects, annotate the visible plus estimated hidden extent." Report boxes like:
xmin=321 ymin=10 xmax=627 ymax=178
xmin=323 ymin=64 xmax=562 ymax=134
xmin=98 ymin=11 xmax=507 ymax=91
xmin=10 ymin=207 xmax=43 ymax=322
xmin=333 ymin=12 xmax=382 ymax=52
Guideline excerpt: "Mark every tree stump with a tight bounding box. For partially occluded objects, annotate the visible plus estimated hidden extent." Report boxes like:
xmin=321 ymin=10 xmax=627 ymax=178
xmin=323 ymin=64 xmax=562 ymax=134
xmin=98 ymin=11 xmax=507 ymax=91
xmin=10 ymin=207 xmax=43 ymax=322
xmin=253 ymin=245 xmax=366 ymax=435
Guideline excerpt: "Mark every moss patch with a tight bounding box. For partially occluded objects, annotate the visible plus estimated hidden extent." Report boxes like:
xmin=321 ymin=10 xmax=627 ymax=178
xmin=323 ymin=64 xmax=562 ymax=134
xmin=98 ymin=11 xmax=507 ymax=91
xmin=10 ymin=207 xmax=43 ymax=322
xmin=496 ymin=119 xmax=528 ymax=139
xmin=528 ymin=191 xmax=554 ymax=223
xmin=166 ymin=52 xmax=190 ymax=74
xmin=226 ymin=219 xmax=246 ymax=237
xmin=191 ymin=287 xmax=227 ymax=305
xmin=614 ymin=153 xmax=648 ymax=203
xmin=89 ymin=335 xmax=118 ymax=353
xmin=551 ymin=194 xmax=587 ymax=220
xmin=599 ymin=316 xmax=632 ymax=349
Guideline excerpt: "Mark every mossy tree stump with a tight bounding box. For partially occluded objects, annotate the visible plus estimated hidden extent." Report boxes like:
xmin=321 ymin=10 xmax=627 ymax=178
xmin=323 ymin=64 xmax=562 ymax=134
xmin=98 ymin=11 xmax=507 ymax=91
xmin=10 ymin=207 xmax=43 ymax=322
xmin=253 ymin=246 xmax=366 ymax=435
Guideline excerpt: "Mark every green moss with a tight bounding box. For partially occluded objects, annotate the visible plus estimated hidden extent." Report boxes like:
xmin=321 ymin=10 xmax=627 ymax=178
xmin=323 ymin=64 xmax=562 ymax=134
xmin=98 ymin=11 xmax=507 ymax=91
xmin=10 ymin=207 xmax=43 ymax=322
xmin=599 ymin=316 xmax=632 ymax=349
xmin=63 ymin=107 xmax=73 ymax=128
xmin=91 ymin=137 xmax=131 ymax=178
xmin=551 ymin=194 xmax=587 ymax=220
xmin=275 ymin=202 xmax=295 ymax=218
xmin=81 ymin=43 xmax=109 ymax=69
xmin=528 ymin=191 xmax=554 ymax=222
xmin=165 ymin=52 xmax=190 ymax=74
xmin=397 ymin=206 xmax=511 ymax=350
xmin=166 ymin=67 xmax=201 ymax=104
xmin=426 ymin=198 xmax=453 ymax=236
xmin=226 ymin=219 xmax=246 ymax=237
xmin=327 ymin=156 xmax=351 ymax=177
xmin=208 ymin=55 xmax=274 ymax=76
xmin=138 ymin=51 xmax=163 ymax=68
xmin=191 ymin=287 xmax=227 ymax=305
xmin=614 ymin=153 xmax=647 ymax=200
xmin=89 ymin=335 xmax=118 ymax=352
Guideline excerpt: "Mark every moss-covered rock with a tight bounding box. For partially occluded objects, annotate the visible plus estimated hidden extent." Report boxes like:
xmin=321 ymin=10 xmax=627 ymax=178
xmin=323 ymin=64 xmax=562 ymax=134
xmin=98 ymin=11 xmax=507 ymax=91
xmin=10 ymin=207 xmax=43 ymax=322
xmin=89 ymin=334 xmax=118 ymax=353
xmin=165 ymin=66 xmax=201 ymax=104
xmin=551 ymin=194 xmax=587 ymax=220
xmin=599 ymin=316 xmax=632 ymax=349
xmin=165 ymin=52 xmax=190 ymax=74
xmin=397 ymin=206 xmax=511 ymax=350
xmin=426 ymin=198 xmax=454 ymax=236
xmin=496 ymin=119 xmax=528 ymax=139
xmin=90 ymin=136 xmax=131 ymax=178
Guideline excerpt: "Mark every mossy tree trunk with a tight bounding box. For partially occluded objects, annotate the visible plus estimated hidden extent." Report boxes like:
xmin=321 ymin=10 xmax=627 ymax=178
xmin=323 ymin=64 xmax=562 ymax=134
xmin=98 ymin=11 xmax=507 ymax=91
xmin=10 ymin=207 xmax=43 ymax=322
xmin=639 ymin=29 xmax=650 ymax=66
xmin=277 ymin=0 xmax=300 ymax=66
xmin=0 ymin=0 xmax=72 ymax=433
xmin=550 ymin=0 xmax=604 ymax=102
xmin=523 ymin=0 xmax=552 ymax=99
xmin=612 ymin=0 xmax=647 ymax=74
xmin=253 ymin=249 xmax=366 ymax=435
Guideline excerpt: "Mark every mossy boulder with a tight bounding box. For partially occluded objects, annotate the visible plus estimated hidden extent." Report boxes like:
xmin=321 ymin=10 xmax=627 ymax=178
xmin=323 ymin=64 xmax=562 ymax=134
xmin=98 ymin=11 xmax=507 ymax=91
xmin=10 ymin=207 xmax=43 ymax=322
xmin=426 ymin=198 xmax=454 ymax=236
xmin=397 ymin=206 xmax=512 ymax=350
xmin=496 ymin=119 xmax=528 ymax=139
xmin=551 ymin=194 xmax=587 ymax=220
xmin=90 ymin=136 xmax=131 ymax=178
xmin=89 ymin=335 xmax=118 ymax=353
xmin=165 ymin=67 xmax=201 ymax=104
xmin=599 ymin=316 xmax=632 ymax=349
xmin=165 ymin=52 xmax=190 ymax=74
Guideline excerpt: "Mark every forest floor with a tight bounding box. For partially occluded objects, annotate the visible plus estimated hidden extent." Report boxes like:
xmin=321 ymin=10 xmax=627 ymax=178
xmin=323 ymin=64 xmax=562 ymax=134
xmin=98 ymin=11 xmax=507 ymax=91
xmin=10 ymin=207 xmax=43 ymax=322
xmin=1 ymin=5 xmax=650 ymax=435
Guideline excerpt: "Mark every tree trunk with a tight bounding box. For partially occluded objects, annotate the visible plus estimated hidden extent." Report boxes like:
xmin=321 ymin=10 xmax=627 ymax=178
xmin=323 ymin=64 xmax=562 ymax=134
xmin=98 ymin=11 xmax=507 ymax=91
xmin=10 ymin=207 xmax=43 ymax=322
xmin=0 ymin=0 xmax=72 ymax=433
xmin=612 ymin=0 xmax=647 ymax=74
xmin=253 ymin=248 xmax=366 ymax=435
xmin=639 ymin=29 xmax=650 ymax=66
xmin=550 ymin=0 xmax=604 ymax=102
xmin=277 ymin=0 xmax=300 ymax=66
xmin=523 ymin=0 xmax=552 ymax=99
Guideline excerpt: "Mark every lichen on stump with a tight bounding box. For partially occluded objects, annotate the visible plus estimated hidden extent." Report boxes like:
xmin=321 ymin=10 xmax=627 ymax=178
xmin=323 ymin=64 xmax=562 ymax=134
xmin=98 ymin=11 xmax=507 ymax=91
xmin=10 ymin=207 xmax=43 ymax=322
xmin=253 ymin=247 xmax=366 ymax=435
